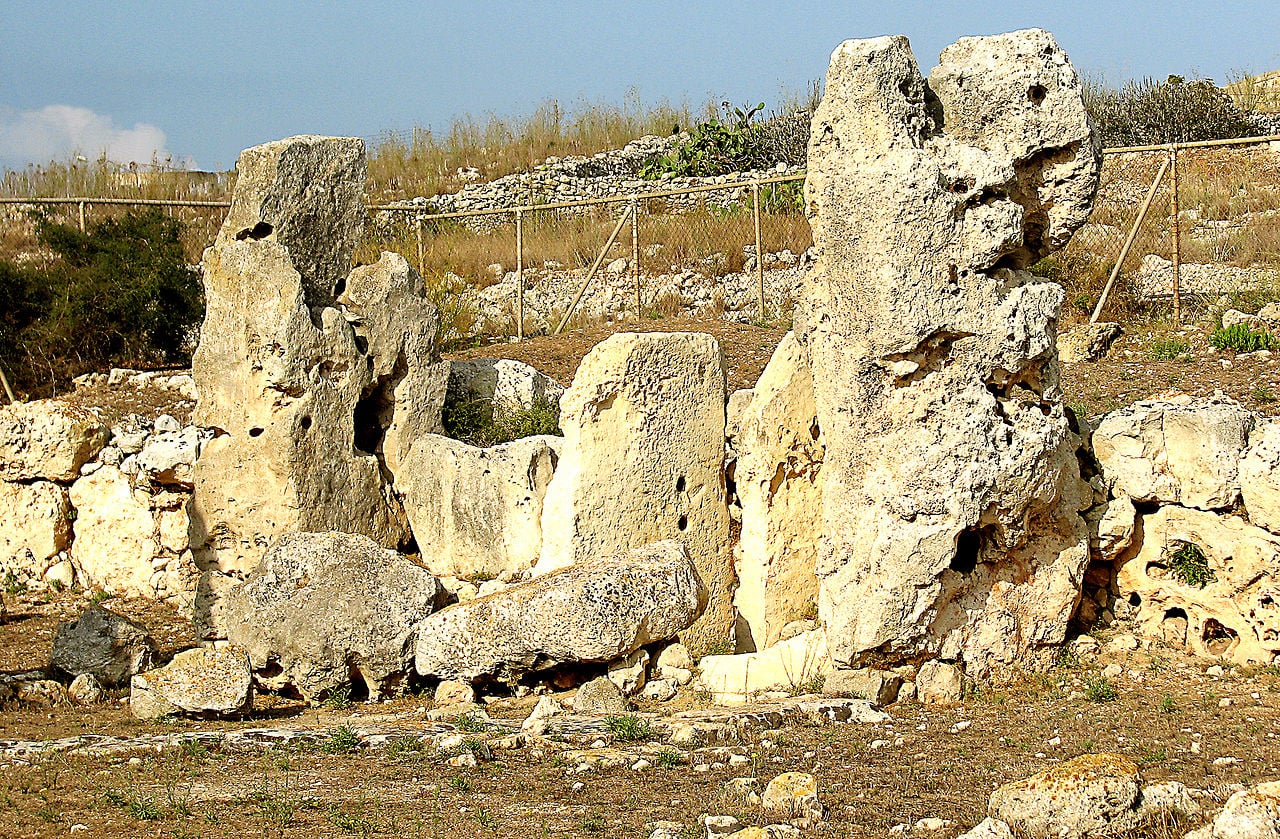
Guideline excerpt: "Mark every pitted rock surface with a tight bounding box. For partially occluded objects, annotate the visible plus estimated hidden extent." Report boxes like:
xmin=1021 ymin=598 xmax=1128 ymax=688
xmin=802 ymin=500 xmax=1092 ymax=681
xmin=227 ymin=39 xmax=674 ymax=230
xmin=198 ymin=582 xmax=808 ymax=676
xmin=415 ymin=540 xmax=706 ymax=682
xmin=797 ymin=29 xmax=1099 ymax=677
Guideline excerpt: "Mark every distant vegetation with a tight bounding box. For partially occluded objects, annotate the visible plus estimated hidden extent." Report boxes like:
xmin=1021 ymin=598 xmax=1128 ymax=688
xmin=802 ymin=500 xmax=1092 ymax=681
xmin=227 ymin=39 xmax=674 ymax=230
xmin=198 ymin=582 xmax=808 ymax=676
xmin=0 ymin=209 xmax=202 ymax=395
xmin=1084 ymin=75 xmax=1256 ymax=147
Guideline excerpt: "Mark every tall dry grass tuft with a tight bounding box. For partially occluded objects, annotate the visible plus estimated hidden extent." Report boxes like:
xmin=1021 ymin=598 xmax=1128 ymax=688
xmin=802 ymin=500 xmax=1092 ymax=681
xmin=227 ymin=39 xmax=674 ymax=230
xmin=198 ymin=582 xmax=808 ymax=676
xmin=365 ymin=93 xmax=703 ymax=201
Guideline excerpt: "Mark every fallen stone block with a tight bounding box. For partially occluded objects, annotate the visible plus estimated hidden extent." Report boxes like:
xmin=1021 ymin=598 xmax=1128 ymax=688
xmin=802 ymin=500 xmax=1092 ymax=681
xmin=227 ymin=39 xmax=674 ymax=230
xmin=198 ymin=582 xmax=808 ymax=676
xmin=988 ymin=754 xmax=1143 ymax=838
xmin=0 ymin=400 xmax=107 ymax=482
xmin=415 ymin=540 xmax=705 ymax=683
xmin=130 ymin=646 xmax=253 ymax=720
xmin=694 ymin=629 xmax=832 ymax=704
xmin=224 ymin=531 xmax=443 ymax=703
xmin=50 ymin=606 xmax=157 ymax=687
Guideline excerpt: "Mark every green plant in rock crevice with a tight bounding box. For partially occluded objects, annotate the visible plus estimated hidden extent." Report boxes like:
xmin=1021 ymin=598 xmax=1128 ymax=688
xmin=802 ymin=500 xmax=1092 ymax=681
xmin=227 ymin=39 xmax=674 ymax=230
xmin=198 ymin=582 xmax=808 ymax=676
xmin=1167 ymin=541 xmax=1217 ymax=588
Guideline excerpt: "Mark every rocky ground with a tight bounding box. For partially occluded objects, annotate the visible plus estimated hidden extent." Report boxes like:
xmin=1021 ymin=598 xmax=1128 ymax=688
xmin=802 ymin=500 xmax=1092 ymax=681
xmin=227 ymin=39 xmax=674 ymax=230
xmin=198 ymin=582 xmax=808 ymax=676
xmin=1 ymin=591 xmax=1278 ymax=838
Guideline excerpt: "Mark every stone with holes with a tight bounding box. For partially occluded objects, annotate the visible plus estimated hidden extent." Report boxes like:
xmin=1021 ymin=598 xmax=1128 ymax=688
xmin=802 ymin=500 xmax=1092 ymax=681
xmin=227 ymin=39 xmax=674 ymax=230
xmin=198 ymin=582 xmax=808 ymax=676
xmin=49 ymin=606 xmax=157 ymax=687
xmin=189 ymin=136 xmax=444 ymax=636
xmin=0 ymin=400 xmax=107 ymax=482
xmin=798 ymin=30 xmax=1098 ymax=678
xmin=1115 ymin=505 xmax=1280 ymax=665
xmin=535 ymin=332 xmax=731 ymax=655
xmin=223 ymin=531 xmax=443 ymax=703
xmin=988 ymin=754 xmax=1144 ymax=838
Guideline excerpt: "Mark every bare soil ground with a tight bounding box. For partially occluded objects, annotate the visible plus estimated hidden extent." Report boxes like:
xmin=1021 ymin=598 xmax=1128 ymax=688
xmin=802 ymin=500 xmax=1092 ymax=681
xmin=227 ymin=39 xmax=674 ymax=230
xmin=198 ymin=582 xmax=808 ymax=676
xmin=3 ymin=591 xmax=1280 ymax=839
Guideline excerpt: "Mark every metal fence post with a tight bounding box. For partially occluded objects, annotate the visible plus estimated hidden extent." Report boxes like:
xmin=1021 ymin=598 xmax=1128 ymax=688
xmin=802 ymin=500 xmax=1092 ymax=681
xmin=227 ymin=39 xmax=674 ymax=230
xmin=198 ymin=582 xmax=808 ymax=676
xmin=415 ymin=214 xmax=425 ymax=276
xmin=630 ymin=195 xmax=640 ymax=319
xmin=752 ymin=182 xmax=765 ymax=320
xmin=1090 ymin=155 xmax=1171 ymax=324
xmin=1170 ymin=144 xmax=1181 ymax=322
xmin=515 ymin=209 xmax=524 ymax=342
xmin=78 ymin=201 xmax=86 ymax=232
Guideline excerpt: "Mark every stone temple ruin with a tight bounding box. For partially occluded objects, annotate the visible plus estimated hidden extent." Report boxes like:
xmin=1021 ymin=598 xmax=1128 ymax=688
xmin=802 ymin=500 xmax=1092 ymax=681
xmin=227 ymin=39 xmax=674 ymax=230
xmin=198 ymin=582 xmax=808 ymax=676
xmin=4 ymin=29 xmax=1280 ymax=722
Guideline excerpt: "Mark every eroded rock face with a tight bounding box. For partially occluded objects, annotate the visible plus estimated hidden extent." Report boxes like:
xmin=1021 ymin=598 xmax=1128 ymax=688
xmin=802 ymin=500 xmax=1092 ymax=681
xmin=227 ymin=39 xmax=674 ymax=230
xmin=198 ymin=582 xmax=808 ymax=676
xmin=732 ymin=333 xmax=823 ymax=652
xmin=189 ymin=136 xmax=442 ymax=636
xmin=398 ymin=434 xmax=560 ymax=578
xmin=0 ymin=480 xmax=71 ymax=570
xmin=69 ymin=465 xmax=160 ymax=597
xmin=1116 ymin=505 xmax=1280 ymax=664
xmin=223 ymin=531 xmax=443 ymax=703
xmin=536 ymin=332 xmax=731 ymax=654
xmin=415 ymin=540 xmax=705 ymax=683
xmin=1093 ymin=395 xmax=1254 ymax=511
xmin=1241 ymin=419 xmax=1280 ymax=534
xmin=0 ymin=400 xmax=107 ymax=482
xmin=798 ymin=30 xmax=1098 ymax=677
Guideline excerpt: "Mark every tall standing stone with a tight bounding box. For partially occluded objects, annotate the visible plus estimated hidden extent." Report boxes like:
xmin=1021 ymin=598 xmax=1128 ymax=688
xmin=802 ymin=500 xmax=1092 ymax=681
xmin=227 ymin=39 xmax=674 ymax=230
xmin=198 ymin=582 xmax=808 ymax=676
xmin=798 ymin=30 xmax=1100 ymax=677
xmin=189 ymin=136 xmax=440 ymax=636
xmin=536 ymin=332 xmax=731 ymax=654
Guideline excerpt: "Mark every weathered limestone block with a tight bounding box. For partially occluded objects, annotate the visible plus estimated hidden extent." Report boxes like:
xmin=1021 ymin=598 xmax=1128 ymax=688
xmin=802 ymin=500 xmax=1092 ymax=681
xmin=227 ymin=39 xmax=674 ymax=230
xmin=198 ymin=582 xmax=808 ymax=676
xmin=223 ymin=531 xmax=443 ymax=703
xmin=1094 ymin=493 xmax=1137 ymax=561
xmin=732 ymin=333 xmax=823 ymax=652
xmin=0 ymin=480 xmax=71 ymax=568
xmin=1057 ymin=322 xmax=1122 ymax=364
xmin=1093 ymin=395 xmax=1254 ymax=511
xmin=1241 ymin=419 xmax=1280 ymax=534
xmin=398 ymin=434 xmax=559 ymax=578
xmin=68 ymin=465 xmax=160 ymax=597
xmin=536 ymin=332 xmax=731 ymax=654
xmin=415 ymin=540 xmax=705 ymax=683
xmin=135 ymin=426 xmax=204 ymax=489
xmin=0 ymin=400 xmax=107 ymax=482
xmin=1116 ymin=505 xmax=1280 ymax=664
xmin=1192 ymin=781 xmax=1280 ymax=839
xmin=694 ymin=629 xmax=832 ymax=704
xmin=338 ymin=251 xmax=450 ymax=474
xmin=446 ymin=357 xmax=566 ymax=411
xmin=130 ymin=646 xmax=253 ymax=720
xmin=798 ymin=30 xmax=1098 ymax=677
xmin=190 ymin=137 xmax=442 ymax=633
xmin=988 ymin=754 xmax=1143 ymax=839
xmin=49 ymin=606 xmax=157 ymax=687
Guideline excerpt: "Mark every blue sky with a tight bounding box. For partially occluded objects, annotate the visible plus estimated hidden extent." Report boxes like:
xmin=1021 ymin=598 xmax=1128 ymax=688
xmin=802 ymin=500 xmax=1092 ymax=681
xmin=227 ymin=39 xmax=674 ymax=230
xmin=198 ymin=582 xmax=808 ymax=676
xmin=2 ymin=0 xmax=1278 ymax=172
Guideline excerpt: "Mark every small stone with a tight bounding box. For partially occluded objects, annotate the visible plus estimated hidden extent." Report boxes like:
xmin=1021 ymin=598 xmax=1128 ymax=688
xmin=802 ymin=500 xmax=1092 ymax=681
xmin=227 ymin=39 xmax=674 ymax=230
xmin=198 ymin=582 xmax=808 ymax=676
xmin=914 ymin=818 xmax=954 ymax=833
xmin=435 ymin=680 xmax=476 ymax=707
xmin=704 ymin=815 xmax=742 ymax=838
xmin=448 ymin=752 xmax=477 ymax=768
xmin=916 ymin=661 xmax=963 ymax=705
xmin=15 ymin=679 xmax=67 ymax=706
xmin=632 ymin=759 xmax=652 ymax=771
xmin=725 ymin=777 xmax=761 ymax=805
xmin=643 ymin=678 xmax=678 ymax=702
xmin=761 ymin=772 xmax=827 ymax=826
xmin=521 ymin=695 xmax=565 ymax=736
xmin=950 ymin=720 xmax=972 ymax=734
xmin=572 ymin=676 xmax=629 ymax=715
xmin=608 ymin=649 xmax=649 ymax=696
xmin=68 ymin=673 xmax=104 ymax=705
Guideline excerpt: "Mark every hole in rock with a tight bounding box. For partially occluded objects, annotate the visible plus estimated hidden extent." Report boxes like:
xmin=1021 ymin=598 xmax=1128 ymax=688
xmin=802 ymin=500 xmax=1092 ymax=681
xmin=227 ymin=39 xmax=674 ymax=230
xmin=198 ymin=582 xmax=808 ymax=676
xmin=333 ymin=276 xmax=346 ymax=298
xmin=951 ymin=527 xmax=984 ymax=574
xmin=248 ymin=427 xmax=264 ymax=438
xmin=678 ymin=514 xmax=688 ymax=531
xmin=234 ymin=221 xmax=274 ymax=241
xmin=809 ymin=419 xmax=821 ymax=441
xmin=898 ymin=79 xmax=914 ymax=98
xmin=353 ymin=387 xmax=392 ymax=455
xmin=1202 ymin=619 xmax=1239 ymax=656
xmin=1028 ymin=84 xmax=1047 ymax=104
xmin=353 ymin=334 xmax=369 ymax=355
xmin=676 ymin=475 xmax=686 ymax=493
xmin=1129 ymin=592 xmax=1143 ymax=608
xmin=299 ymin=416 xmax=312 ymax=431
xmin=345 ymin=663 xmax=371 ymax=703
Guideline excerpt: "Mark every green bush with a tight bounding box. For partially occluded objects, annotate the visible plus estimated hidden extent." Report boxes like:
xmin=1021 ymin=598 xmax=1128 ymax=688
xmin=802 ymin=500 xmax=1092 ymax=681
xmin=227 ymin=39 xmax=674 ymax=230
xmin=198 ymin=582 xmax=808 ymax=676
xmin=1167 ymin=541 xmax=1216 ymax=589
xmin=442 ymin=394 xmax=561 ymax=447
xmin=0 ymin=209 xmax=202 ymax=394
xmin=1085 ymin=75 xmax=1254 ymax=147
xmin=1210 ymin=322 xmax=1275 ymax=353
xmin=641 ymin=102 xmax=810 ymax=179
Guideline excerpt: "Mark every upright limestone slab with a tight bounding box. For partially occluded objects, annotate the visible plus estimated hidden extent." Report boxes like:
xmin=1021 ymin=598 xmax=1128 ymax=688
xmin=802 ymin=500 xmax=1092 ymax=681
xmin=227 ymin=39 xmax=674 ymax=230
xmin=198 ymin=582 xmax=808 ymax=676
xmin=190 ymin=136 xmax=439 ymax=635
xmin=732 ymin=333 xmax=823 ymax=652
xmin=799 ymin=30 xmax=1099 ymax=677
xmin=536 ymin=332 xmax=731 ymax=654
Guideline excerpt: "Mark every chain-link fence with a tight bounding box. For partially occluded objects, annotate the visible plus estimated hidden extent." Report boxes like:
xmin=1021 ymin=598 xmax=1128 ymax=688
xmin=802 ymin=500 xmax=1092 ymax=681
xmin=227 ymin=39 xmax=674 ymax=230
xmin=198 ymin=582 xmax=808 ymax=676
xmin=5 ymin=134 xmax=1280 ymax=345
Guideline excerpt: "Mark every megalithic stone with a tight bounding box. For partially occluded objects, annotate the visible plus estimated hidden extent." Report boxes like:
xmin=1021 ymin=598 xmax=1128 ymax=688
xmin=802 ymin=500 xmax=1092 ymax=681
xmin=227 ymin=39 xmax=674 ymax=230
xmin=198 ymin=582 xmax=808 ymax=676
xmin=797 ymin=30 xmax=1101 ymax=678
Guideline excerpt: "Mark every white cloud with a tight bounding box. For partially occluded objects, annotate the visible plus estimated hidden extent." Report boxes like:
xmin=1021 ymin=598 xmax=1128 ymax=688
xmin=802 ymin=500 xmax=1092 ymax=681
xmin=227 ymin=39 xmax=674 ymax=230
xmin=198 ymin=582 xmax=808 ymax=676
xmin=0 ymin=104 xmax=192 ymax=169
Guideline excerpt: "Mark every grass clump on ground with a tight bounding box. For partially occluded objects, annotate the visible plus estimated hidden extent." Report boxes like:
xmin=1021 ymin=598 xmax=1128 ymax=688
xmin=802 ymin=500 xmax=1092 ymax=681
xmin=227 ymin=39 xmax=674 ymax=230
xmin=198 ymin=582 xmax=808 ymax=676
xmin=1210 ymin=322 xmax=1276 ymax=353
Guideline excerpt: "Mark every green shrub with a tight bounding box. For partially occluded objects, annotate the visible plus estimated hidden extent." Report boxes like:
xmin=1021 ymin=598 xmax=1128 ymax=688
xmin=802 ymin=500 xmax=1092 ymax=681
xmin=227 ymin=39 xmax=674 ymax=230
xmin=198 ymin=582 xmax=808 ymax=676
xmin=641 ymin=102 xmax=809 ymax=179
xmin=1147 ymin=335 xmax=1189 ymax=360
xmin=1083 ymin=675 xmax=1118 ymax=703
xmin=441 ymin=394 xmax=561 ymax=447
xmin=1167 ymin=541 xmax=1216 ymax=588
xmin=1210 ymin=322 xmax=1275 ymax=353
xmin=0 ymin=209 xmax=202 ymax=394
xmin=1085 ymin=75 xmax=1254 ymax=147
